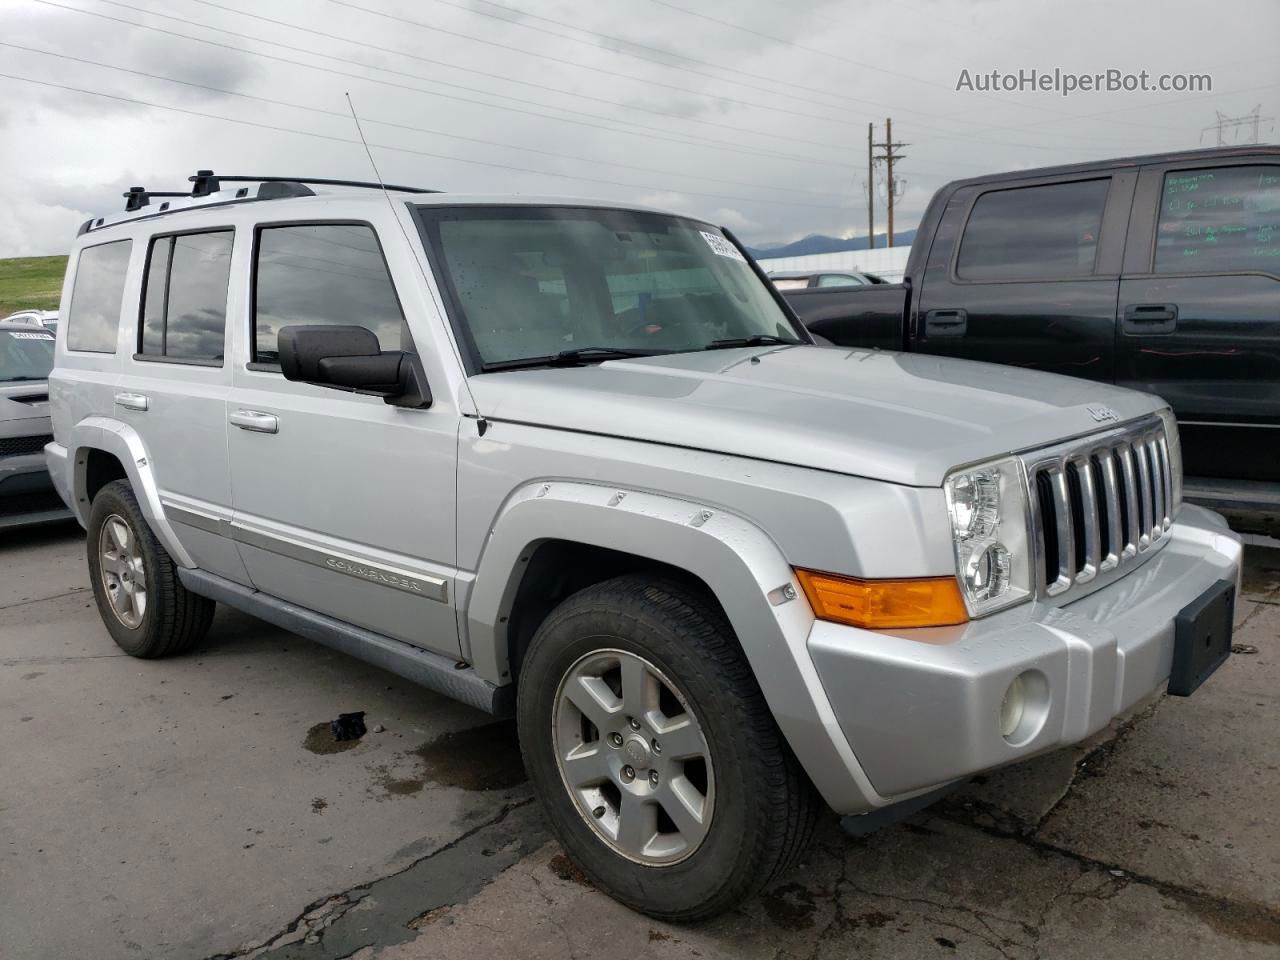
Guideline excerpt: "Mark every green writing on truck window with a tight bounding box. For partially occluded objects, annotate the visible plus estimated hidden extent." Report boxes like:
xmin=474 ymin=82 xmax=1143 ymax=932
xmin=1155 ymin=165 xmax=1280 ymax=274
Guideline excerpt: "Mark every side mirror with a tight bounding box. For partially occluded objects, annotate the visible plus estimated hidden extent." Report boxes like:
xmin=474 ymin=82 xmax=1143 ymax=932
xmin=278 ymin=325 xmax=432 ymax=409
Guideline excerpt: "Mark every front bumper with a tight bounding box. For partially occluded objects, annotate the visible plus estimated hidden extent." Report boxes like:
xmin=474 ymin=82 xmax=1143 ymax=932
xmin=0 ymin=448 xmax=74 ymax=529
xmin=807 ymin=504 xmax=1241 ymax=803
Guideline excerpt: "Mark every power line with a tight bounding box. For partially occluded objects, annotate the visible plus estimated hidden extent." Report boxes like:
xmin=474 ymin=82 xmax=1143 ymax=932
xmin=90 ymin=0 xmax=854 ymax=152
xmin=34 ymin=0 xmax=853 ymax=170
xmin=0 ymin=71 xmax=849 ymax=210
xmin=337 ymin=0 xmax=879 ymax=113
xmin=0 ymin=40 xmax=836 ymax=199
xmin=177 ymin=0 xmax=870 ymax=137
xmin=184 ymin=0 xmax=865 ymax=134
xmin=416 ymin=0 xmax=1179 ymax=135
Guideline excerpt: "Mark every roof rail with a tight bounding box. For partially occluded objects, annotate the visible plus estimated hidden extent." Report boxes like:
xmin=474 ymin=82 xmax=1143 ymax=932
xmin=188 ymin=172 xmax=441 ymax=195
xmin=87 ymin=170 xmax=444 ymax=235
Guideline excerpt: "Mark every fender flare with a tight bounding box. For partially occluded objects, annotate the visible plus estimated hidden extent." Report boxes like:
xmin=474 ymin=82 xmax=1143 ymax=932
xmin=68 ymin=416 xmax=194 ymax=568
xmin=465 ymin=480 xmax=887 ymax=813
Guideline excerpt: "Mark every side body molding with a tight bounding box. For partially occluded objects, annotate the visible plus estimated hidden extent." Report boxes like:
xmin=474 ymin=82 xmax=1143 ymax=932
xmin=68 ymin=416 xmax=194 ymax=568
xmin=465 ymin=480 xmax=887 ymax=814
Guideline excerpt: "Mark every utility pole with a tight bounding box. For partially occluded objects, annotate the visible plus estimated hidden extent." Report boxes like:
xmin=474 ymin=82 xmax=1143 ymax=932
xmin=866 ymin=121 xmax=875 ymax=250
xmin=872 ymin=117 xmax=908 ymax=246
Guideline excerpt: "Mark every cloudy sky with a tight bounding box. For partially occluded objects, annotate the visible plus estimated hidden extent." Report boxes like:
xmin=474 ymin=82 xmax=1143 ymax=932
xmin=0 ymin=0 xmax=1276 ymax=257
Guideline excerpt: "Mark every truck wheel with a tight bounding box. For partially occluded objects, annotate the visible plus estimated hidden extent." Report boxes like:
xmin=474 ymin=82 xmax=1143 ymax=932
xmin=517 ymin=574 xmax=820 ymax=921
xmin=87 ymin=479 xmax=215 ymax=658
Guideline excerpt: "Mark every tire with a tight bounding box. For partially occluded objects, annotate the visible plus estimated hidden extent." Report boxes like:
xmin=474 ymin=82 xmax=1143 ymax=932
xmin=87 ymin=479 xmax=215 ymax=658
xmin=517 ymin=574 xmax=820 ymax=921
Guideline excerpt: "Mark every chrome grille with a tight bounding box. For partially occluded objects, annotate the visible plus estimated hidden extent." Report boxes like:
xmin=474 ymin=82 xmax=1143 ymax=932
xmin=1024 ymin=418 xmax=1175 ymax=602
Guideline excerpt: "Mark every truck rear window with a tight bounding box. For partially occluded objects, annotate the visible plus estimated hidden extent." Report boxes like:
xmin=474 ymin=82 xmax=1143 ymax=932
xmin=956 ymin=179 xmax=1109 ymax=282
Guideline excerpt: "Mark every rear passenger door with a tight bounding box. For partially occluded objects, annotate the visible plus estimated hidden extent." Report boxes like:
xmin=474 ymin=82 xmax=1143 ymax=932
xmin=1118 ymin=160 xmax=1280 ymax=484
xmin=912 ymin=173 xmax=1135 ymax=380
xmin=113 ymin=227 xmax=248 ymax=584
xmin=225 ymin=220 xmax=460 ymax=657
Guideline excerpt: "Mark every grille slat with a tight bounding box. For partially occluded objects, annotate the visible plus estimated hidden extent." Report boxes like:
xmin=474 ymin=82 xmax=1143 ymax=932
xmin=1075 ymin=457 xmax=1101 ymax=582
xmin=1026 ymin=418 xmax=1175 ymax=603
xmin=0 ymin=434 xmax=53 ymax=458
xmin=1097 ymin=452 xmax=1122 ymax=571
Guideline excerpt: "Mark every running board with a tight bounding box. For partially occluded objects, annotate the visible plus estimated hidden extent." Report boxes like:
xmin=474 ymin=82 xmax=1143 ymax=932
xmin=178 ymin=568 xmax=512 ymax=716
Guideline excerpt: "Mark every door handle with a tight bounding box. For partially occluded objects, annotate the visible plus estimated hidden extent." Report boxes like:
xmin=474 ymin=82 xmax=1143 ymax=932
xmin=1122 ymin=303 xmax=1178 ymax=335
xmin=229 ymin=410 xmax=279 ymax=434
xmin=114 ymin=392 xmax=149 ymax=411
xmin=924 ymin=308 xmax=968 ymax=338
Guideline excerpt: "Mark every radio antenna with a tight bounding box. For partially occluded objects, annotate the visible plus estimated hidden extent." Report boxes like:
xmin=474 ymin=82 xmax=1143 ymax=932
xmin=342 ymin=92 xmax=481 ymax=418
xmin=346 ymin=92 xmax=391 ymax=204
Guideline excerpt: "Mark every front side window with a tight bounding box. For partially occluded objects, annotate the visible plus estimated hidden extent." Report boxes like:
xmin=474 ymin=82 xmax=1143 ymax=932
xmin=140 ymin=230 xmax=233 ymax=362
xmin=419 ymin=206 xmax=800 ymax=367
xmin=0 ymin=328 xmax=55 ymax=382
xmin=253 ymin=224 xmax=406 ymax=363
xmin=66 ymin=239 xmax=132 ymax=353
xmin=1154 ymin=166 xmax=1280 ymax=274
xmin=956 ymin=179 xmax=1110 ymax=282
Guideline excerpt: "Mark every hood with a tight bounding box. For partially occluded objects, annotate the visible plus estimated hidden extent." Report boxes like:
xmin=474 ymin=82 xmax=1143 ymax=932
xmin=0 ymin=379 xmax=52 ymax=430
xmin=468 ymin=346 xmax=1166 ymax=487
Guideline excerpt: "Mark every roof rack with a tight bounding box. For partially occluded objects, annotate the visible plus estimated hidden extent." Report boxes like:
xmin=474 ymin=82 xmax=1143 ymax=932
xmin=81 ymin=170 xmax=444 ymax=235
xmin=188 ymin=171 xmax=442 ymax=197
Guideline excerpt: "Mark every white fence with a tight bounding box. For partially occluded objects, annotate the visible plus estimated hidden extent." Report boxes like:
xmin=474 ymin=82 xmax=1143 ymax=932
xmin=755 ymin=245 xmax=911 ymax=282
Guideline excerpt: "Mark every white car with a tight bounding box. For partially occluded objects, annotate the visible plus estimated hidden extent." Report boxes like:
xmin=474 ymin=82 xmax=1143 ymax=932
xmin=3 ymin=310 xmax=59 ymax=334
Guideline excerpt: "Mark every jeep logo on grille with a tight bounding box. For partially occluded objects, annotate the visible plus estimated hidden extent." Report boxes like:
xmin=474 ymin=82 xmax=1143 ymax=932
xmin=1087 ymin=405 xmax=1120 ymax=423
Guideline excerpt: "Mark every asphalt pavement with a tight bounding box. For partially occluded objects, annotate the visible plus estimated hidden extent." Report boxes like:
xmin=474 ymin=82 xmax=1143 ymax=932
xmin=2 ymin=523 xmax=1277 ymax=959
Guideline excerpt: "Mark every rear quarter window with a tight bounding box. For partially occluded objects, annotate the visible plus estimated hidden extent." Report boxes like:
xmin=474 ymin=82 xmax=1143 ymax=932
xmin=66 ymin=239 xmax=132 ymax=353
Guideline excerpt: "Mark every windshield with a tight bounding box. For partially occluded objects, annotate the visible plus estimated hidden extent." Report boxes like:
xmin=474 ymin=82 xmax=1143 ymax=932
xmin=0 ymin=329 xmax=55 ymax=382
xmin=418 ymin=206 xmax=804 ymax=368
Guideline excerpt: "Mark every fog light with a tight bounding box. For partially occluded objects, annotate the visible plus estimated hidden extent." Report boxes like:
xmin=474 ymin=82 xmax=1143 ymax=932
xmin=1000 ymin=674 xmax=1026 ymax=738
xmin=999 ymin=670 xmax=1050 ymax=745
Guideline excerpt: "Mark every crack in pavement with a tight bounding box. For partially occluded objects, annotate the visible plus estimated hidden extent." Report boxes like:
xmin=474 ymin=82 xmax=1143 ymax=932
xmin=205 ymin=797 xmax=546 ymax=960
xmin=0 ymin=586 xmax=91 ymax=611
xmin=937 ymin=810 xmax=1280 ymax=946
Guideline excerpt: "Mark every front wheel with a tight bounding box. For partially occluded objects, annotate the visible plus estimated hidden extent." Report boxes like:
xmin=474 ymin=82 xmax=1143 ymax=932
xmin=517 ymin=575 xmax=820 ymax=921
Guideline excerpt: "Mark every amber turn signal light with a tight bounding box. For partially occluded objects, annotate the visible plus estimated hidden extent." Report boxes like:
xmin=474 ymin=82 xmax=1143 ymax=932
xmin=794 ymin=569 xmax=969 ymax=629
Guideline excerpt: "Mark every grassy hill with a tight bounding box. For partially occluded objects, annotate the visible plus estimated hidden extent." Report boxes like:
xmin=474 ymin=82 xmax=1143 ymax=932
xmin=0 ymin=256 xmax=68 ymax=316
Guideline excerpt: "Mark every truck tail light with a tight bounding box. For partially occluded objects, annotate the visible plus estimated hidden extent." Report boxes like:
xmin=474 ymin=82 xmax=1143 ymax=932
xmin=794 ymin=569 xmax=969 ymax=629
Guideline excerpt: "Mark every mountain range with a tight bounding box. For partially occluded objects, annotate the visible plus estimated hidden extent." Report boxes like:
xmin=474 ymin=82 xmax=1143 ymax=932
xmin=744 ymin=229 xmax=916 ymax=259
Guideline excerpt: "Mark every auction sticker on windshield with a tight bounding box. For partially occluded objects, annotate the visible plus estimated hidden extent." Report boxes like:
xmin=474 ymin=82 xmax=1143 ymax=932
xmin=701 ymin=231 xmax=746 ymax=262
xmin=8 ymin=332 xmax=54 ymax=340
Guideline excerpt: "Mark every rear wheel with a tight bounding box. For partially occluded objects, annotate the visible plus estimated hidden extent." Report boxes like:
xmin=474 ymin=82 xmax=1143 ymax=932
xmin=87 ymin=480 xmax=215 ymax=658
xmin=517 ymin=574 xmax=820 ymax=921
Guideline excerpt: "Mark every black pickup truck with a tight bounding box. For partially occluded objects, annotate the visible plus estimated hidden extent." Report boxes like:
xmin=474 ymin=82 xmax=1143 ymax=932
xmin=784 ymin=145 xmax=1280 ymax=530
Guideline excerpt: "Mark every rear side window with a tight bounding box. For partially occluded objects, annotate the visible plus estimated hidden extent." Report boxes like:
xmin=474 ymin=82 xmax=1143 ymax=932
xmin=1154 ymin=165 xmax=1280 ymax=274
xmin=252 ymin=224 xmax=405 ymax=363
xmin=140 ymin=230 xmax=233 ymax=363
xmin=956 ymin=179 xmax=1110 ymax=281
xmin=66 ymin=239 xmax=132 ymax=353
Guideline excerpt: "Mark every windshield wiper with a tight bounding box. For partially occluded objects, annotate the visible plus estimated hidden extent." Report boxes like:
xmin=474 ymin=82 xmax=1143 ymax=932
xmin=704 ymin=334 xmax=804 ymax=350
xmin=0 ymin=375 xmax=49 ymax=382
xmin=481 ymin=347 xmax=665 ymax=372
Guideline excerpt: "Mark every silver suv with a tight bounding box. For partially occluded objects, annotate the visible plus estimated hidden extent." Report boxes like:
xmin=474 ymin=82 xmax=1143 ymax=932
xmin=46 ymin=173 xmax=1242 ymax=920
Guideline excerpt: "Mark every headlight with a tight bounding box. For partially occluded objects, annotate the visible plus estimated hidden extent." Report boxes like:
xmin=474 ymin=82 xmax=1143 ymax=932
xmin=944 ymin=457 xmax=1033 ymax=616
xmin=1156 ymin=408 xmax=1183 ymax=514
